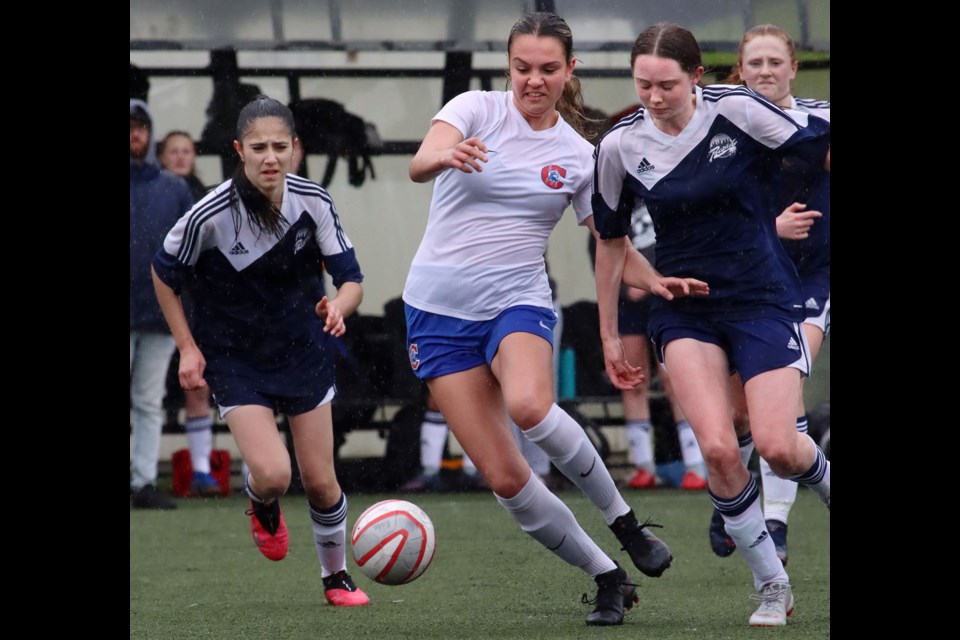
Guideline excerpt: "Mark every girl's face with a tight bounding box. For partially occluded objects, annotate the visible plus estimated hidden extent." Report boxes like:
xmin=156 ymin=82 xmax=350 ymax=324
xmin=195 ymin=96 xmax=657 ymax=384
xmin=234 ymin=117 xmax=294 ymax=197
xmin=737 ymin=35 xmax=797 ymax=106
xmin=159 ymin=134 xmax=196 ymax=177
xmin=632 ymin=55 xmax=702 ymax=127
xmin=509 ymin=34 xmax=574 ymax=126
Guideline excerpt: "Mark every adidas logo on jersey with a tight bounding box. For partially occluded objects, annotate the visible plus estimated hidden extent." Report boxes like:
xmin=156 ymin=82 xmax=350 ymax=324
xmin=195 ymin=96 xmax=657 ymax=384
xmin=787 ymin=337 xmax=800 ymax=351
xmin=636 ymin=157 xmax=655 ymax=173
xmin=805 ymin=297 xmax=820 ymax=311
xmin=229 ymin=241 xmax=249 ymax=255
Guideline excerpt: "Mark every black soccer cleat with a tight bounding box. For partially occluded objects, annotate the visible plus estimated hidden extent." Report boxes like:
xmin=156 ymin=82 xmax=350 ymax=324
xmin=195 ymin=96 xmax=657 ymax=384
xmin=610 ymin=510 xmax=673 ymax=577
xmin=709 ymin=508 xmax=737 ymax=558
xmin=765 ymin=519 xmax=788 ymax=566
xmin=583 ymin=563 xmax=639 ymax=626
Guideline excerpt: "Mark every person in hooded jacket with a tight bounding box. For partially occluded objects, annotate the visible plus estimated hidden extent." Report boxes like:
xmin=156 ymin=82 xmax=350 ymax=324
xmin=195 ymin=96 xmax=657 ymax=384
xmin=130 ymin=98 xmax=194 ymax=509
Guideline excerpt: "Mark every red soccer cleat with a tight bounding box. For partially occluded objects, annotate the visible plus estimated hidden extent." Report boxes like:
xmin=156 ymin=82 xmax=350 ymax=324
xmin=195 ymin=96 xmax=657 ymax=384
xmin=626 ymin=468 xmax=657 ymax=489
xmin=246 ymin=499 xmax=289 ymax=561
xmin=679 ymin=470 xmax=708 ymax=490
xmin=323 ymin=570 xmax=371 ymax=606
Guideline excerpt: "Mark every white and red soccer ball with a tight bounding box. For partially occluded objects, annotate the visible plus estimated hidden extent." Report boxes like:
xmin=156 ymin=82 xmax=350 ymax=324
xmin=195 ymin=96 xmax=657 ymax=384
xmin=351 ymin=499 xmax=436 ymax=585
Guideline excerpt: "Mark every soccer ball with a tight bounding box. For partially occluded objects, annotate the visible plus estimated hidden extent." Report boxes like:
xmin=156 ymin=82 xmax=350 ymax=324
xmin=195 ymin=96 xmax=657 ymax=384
xmin=351 ymin=499 xmax=436 ymax=585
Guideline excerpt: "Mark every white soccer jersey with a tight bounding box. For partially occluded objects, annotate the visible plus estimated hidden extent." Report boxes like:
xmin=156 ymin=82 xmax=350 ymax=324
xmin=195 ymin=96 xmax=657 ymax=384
xmin=403 ymin=90 xmax=595 ymax=320
xmin=593 ymin=85 xmax=829 ymax=319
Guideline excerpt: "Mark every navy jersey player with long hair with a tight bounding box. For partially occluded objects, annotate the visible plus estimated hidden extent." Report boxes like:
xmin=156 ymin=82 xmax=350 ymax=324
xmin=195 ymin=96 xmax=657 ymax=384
xmin=592 ymin=23 xmax=830 ymax=627
xmin=706 ymin=23 xmax=832 ymax=569
xmin=151 ymin=95 xmax=370 ymax=607
xmin=402 ymin=11 xmax=706 ymax=627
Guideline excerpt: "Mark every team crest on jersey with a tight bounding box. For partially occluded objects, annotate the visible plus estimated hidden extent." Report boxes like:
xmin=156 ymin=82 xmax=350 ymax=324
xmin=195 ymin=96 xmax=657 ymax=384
xmin=707 ymin=134 xmax=737 ymax=162
xmin=408 ymin=343 xmax=421 ymax=370
xmin=293 ymin=228 xmax=310 ymax=254
xmin=541 ymin=165 xmax=567 ymax=189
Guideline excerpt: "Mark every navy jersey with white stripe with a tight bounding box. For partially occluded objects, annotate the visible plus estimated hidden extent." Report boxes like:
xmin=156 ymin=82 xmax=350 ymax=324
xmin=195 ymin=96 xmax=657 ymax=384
xmin=593 ymin=84 xmax=829 ymax=320
xmin=152 ymin=174 xmax=363 ymax=392
xmin=781 ymin=97 xmax=830 ymax=283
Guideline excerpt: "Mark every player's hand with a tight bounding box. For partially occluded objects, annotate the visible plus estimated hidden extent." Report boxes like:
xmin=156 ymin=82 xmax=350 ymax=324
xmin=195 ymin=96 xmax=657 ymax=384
xmin=444 ymin=137 xmax=490 ymax=174
xmin=178 ymin=344 xmax=207 ymax=391
xmin=602 ymin=337 xmax=645 ymax=390
xmin=316 ymin=296 xmax=347 ymax=336
xmin=651 ymin=278 xmax=710 ymax=301
xmin=776 ymin=202 xmax=822 ymax=240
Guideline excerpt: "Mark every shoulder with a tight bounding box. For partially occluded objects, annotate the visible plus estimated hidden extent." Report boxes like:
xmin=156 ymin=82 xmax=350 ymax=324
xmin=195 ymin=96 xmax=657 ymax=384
xmin=286 ymin=173 xmax=333 ymax=202
xmin=285 ymin=174 xmax=337 ymax=217
xmin=185 ymin=180 xmax=233 ymax=225
xmin=596 ymin=108 xmax=645 ymax=157
xmin=439 ymin=90 xmax=506 ymax=117
xmin=703 ymin=84 xmax=801 ymax=132
xmin=701 ymin=83 xmax=778 ymax=110
xmin=793 ymin=97 xmax=831 ymax=121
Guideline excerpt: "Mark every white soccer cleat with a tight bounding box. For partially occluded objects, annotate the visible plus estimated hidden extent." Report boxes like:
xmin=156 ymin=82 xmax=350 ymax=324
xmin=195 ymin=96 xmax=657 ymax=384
xmin=748 ymin=582 xmax=794 ymax=627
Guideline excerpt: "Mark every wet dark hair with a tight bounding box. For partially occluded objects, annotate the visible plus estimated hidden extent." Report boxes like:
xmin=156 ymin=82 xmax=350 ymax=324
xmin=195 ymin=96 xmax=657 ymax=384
xmin=725 ymin=23 xmax=797 ymax=85
xmin=630 ymin=23 xmax=702 ymax=75
xmin=507 ymin=12 xmax=595 ymax=139
xmin=230 ymin=95 xmax=296 ymax=240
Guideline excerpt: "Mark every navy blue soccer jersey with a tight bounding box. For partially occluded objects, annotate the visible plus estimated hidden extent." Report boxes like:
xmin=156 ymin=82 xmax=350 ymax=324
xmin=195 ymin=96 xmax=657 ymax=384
xmin=152 ymin=174 xmax=363 ymax=394
xmin=780 ymin=97 xmax=830 ymax=286
xmin=593 ymin=85 xmax=829 ymax=320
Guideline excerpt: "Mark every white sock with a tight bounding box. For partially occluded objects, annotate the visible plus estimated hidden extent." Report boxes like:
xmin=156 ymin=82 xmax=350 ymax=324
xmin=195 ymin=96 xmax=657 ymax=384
xmin=310 ymin=493 xmax=348 ymax=578
xmin=626 ymin=419 xmax=655 ymax=471
xmin=760 ymin=456 xmax=798 ymax=524
xmin=523 ymin=403 xmax=629 ymax=525
xmin=789 ymin=434 xmax=830 ymax=508
xmin=710 ymin=477 xmax=789 ymax=591
xmin=462 ymin=451 xmax=477 ymax=476
xmin=676 ymin=419 xmax=706 ymax=474
xmin=738 ymin=433 xmax=755 ymax=467
xmin=496 ymin=474 xmax=615 ymax=577
xmin=420 ymin=411 xmax=447 ymax=476
xmin=511 ymin=417 xmax=551 ymax=478
xmin=185 ymin=415 xmax=214 ymax=473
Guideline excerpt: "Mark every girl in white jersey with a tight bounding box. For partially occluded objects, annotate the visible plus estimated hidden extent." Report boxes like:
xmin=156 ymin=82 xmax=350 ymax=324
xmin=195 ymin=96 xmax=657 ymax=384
xmin=592 ymin=23 xmax=831 ymax=627
xmin=707 ymin=22 xmax=831 ymax=570
xmin=152 ymin=96 xmax=370 ymax=608
xmin=403 ymin=12 xmax=706 ymax=627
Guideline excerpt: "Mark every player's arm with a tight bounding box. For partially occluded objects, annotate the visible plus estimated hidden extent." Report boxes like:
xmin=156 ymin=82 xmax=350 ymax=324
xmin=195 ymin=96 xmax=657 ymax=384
xmin=316 ymin=281 xmax=363 ymax=337
xmin=151 ymin=264 xmax=206 ymax=391
xmin=409 ymin=120 xmax=489 ymax=182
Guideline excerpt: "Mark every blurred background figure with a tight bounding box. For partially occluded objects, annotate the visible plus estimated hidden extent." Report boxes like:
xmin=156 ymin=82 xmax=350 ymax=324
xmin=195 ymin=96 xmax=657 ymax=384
xmin=158 ymin=131 xmax=220 ymax=497
xmin=130 ymin=99 xmax=194 ymax=509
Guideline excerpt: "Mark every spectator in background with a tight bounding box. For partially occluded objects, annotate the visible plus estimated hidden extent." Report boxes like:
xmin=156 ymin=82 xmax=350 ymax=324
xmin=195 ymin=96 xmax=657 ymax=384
xmin=158 ymin=131 xmax=220 ymax=496
xmin=130 ymin=99 xmax=195 ymax=509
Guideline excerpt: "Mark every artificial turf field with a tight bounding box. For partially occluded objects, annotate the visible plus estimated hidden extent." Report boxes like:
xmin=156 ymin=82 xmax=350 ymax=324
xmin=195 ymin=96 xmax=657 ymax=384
xmin=131 ymin=487 xmax=829 ymax=639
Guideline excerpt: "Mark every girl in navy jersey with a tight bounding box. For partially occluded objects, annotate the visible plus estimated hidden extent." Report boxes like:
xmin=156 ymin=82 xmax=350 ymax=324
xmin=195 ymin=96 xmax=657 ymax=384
xmin=707 ymin=23 xmax=832 ymax=569
xmin=151 ymin=95 xmax=370 ymax=607
xmin=592 ymin=23 xmax=830 ymax=627
xmin=403 ymin=12 xmax=706 ymax=626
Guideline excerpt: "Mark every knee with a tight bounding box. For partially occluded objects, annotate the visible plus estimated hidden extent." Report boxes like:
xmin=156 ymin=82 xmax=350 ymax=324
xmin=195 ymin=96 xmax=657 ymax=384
xmin=755 ymin=438 xmax=799 ymax=474
xmin=252 ymin=467 xmax=292 ymax=498
xmin=303 ymin=473 xmax=339 ymax=506
xmin=486 ymin=466 xmax=533 ymax=499
xmin=698 ymin=438 xmax=742 ymax=477
xmin=506 ymin=394 xmax=553 ymax=430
